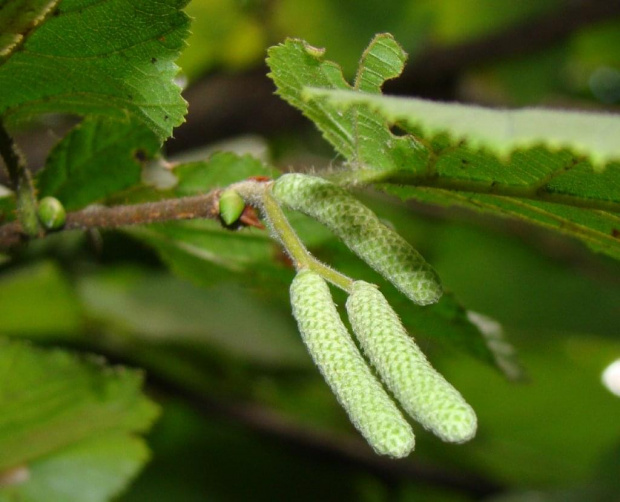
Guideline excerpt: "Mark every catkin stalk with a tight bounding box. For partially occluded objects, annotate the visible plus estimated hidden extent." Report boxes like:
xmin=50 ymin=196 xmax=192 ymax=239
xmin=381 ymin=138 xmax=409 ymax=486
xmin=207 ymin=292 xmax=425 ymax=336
xmin=272 ymin=174 xmax=442 ymax=305
xmin=290 ymin=270 xmax=415 ymax=457
xmin=346 ymin=281 xmax=477 ymax=443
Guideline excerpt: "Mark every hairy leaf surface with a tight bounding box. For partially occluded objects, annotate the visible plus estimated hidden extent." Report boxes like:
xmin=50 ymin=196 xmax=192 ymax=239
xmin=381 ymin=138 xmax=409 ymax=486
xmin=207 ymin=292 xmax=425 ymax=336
xmin=0 ymin=0 xmax=189 ymax=140
xmin=0 ymin=0 xmax=59 ymax=56
xmin=268 ymin=34 xmax=620 ymax=259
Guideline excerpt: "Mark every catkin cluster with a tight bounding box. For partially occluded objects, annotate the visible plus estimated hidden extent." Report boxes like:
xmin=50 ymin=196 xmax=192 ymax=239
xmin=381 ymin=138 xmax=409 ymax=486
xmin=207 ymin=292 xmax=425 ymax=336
xmin=290 ymin=270 xmax=477 ymax=457
xmin=227 ymin=174 xmax=477 ymax=457
xmin=272 ymin=173 xmax=443 ymax=305
xmin=291 ymin=270 xmax=415 ymax=457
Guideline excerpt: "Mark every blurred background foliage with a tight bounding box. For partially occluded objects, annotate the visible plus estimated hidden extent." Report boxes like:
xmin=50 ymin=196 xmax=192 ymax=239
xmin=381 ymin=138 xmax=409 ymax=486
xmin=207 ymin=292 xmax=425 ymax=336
xmin=2 ymin=0 xmax=620 ymax=500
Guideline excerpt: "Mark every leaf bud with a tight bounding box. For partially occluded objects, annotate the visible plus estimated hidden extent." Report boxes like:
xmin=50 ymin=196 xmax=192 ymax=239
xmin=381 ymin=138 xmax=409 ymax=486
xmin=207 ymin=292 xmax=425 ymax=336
xmin=219 ymin=189 xmax=245 ymax=225
xmin=37 ymin=196 xmax=66 ymax=230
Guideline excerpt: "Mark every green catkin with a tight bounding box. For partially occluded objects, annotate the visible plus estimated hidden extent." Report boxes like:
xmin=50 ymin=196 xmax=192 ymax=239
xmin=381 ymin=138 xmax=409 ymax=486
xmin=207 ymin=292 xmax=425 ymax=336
xmin=272 ymin=174 xmax=442 ymax=305
xmin=346 ymin=281 xmax=477 ymax=443
xmin=290 ymin=270 xmax=415 ymax=457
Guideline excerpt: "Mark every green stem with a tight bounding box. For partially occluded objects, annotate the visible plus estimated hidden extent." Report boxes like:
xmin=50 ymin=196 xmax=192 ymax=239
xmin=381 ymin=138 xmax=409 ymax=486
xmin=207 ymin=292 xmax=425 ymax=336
xmin=262 ymin=186 xmax=312 ymax=267
xmin=262 ymin=185 xmax=354 ymax=293
xmin=307 ymin=257 xmax=354 ymax=293
xmin=0 ymin=121 xmax=40 ymax=237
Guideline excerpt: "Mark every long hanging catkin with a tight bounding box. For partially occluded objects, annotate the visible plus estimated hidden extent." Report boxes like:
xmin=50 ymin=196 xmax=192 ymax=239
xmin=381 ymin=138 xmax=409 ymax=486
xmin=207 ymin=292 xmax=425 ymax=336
xmin=272 ymin=174 xmax=442 ymax=305
xmin=346 ymin=281 xmax=477 ymax=443
xmin=290 ymin=270 xmax=415 ymax=457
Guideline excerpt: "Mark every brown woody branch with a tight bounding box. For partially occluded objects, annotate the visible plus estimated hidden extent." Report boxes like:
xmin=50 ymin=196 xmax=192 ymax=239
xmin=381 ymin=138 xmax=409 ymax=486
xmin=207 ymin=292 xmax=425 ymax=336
xmin=0 ymin=190 xmax=222 ymax=249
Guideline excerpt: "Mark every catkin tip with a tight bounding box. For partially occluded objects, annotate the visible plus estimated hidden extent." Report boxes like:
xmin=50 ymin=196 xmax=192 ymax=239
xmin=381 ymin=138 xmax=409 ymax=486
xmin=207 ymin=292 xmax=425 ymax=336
xmin=434 ymin=404 xmax=478 ymax=444
xmin=347 ymin=280 xmax=477 ymax=445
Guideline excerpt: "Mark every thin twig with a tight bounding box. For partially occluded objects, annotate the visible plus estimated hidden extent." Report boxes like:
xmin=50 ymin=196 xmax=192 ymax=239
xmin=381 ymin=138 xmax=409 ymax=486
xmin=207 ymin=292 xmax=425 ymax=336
xmin=0 ymin=190 xmax=222 ymax=249
xmin=0 ymin=122 xmax=25 ymax=188
xmin=0 ymin=121 xmax=40 ymax=237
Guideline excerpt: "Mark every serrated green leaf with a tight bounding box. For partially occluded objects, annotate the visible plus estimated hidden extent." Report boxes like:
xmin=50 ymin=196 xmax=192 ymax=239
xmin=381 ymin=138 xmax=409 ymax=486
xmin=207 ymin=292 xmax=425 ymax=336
xmin=0 ymin=338 xmax=159 ymax=472
xmin=305 ymin=87 xmax=620 ymax=168
xmin=267 ymin=33 xmax=620 ymax=259
xmin=36 ymin=118 xmax=160 ymax=210
xmin=0 ymin=0 xmax=190 ymax=141
xmin=267 ymin=33 xmax=418 ymax=172
xmin=388 ymin=185 xmax=620 ymax=260
xmin=0 ymin=0 xmax=59 ymax=56
xmin=0 ymin=434 xmax=149 ymax=502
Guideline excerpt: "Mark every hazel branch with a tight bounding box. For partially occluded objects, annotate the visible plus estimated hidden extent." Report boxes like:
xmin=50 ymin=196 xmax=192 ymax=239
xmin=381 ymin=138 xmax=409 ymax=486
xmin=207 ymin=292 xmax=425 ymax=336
xmin=0 ymin=190 xmax=222 ymax=249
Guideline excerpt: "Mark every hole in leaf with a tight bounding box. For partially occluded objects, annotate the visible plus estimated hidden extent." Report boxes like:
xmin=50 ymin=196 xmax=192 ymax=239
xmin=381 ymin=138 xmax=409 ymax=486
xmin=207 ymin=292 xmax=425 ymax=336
xmin=389 ymin=124 xmax=408 ymax=137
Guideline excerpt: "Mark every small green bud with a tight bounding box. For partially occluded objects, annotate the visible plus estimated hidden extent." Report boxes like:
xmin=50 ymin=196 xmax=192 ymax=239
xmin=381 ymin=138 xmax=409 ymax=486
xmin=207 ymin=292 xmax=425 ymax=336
xmin=219 ymin=189 xmax=245 ymax=225
xmin=346 ymin=281 xmax=477 ymax=443
xmin=272 ymin=174 xmax=442 ymax=305
xmin=290 ymin=270 xmax=415 ymax=457
xmin=37 ymin=196 xmax=66 ymax=230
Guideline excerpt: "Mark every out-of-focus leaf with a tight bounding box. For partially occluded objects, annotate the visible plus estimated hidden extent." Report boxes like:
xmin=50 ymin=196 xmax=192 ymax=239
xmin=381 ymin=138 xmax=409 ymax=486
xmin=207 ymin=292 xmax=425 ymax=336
xmin=0 ymin=338 xmax=159 ymax=501
xmin=77 ymin=267 xmax=308 ymax=367
xmin=179 ymin=0 xmax=266 ymax=80
xmin=273 ymin=0 xmax=431 ymax=76
xmin=424 ymin=0 xmax=558 ymax=44
xmin=118 ymin=400 xmax=367 ymax=502
xmin=0 ymin=434 xmax=149 ymax=502
xmin=439 ymin=333 xmax=620 ymax=486
xmin=0 ymin=0 xmax=59 ymax=56
xmin=36 ymin=118 xmax=160 ymax=210
xmin=0 ymin=338 xmax=158 ymax=470
xmin=129 ymin=220 xmax=276 ymax=285
xmin=0 ymin=261 xmax=82 ymax=338
xmin=172 ymin=152 xmax=278 ymax=196
xmin=0 ymin=193 xmax=15 ymax=223
xmin=0 ymin=0 xmax=190 ymax=140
